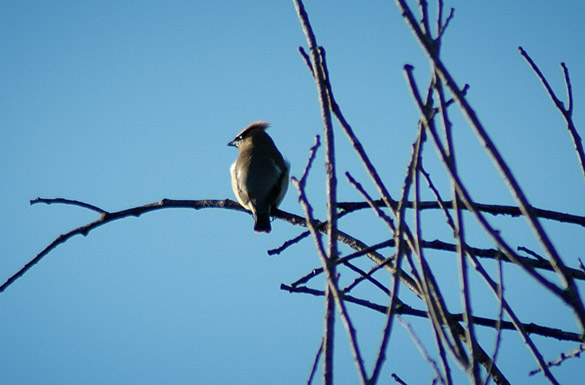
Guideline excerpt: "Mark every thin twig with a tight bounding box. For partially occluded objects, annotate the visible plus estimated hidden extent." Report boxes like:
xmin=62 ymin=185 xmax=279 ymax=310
xmin=483 ymin=256 xmax=505 ymax=385
xmin=31 ymin=197 xmax=108 ymax=215
xmin=298 ymin=135 xmax=322 ymax=185
xmin=517 ymin=246 xmax=546 ymax=262
xmin=343 ymin=259 xmax=391 ymax=295
xmin=292 ymin=130 xmax=336 ymax=385
xmin=398 ymin=316 xmax=446 ymax=384
xmin=528 ymin=344 xmax=585 ymax=376
xmin=391 ymin=372 xmax=410 ymax=385
xmin=517 ymin=47 xmax=565 ymax=112
xmin=519 ymin=47 xmax=585 ymax=184
xmin=290 ymin=239 xmax=394 ymax=288
xmin=307 ymin=338 xmax=324 ymax=385
xmin=267 ymin=230 xmax=311 ymax=255
xmin=404 ymin=66 xmax=469 ymax=370
xmin=371 ymin=124 xmax=428 ymax=384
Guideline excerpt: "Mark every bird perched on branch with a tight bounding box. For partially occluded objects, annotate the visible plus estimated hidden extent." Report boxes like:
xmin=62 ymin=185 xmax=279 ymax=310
xmin=228 ymin=121 xmax=289 ymax=233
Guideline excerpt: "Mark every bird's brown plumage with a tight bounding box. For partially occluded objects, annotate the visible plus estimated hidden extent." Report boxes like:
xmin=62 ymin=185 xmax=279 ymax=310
xmin=228 ymin=122 xmax=289 ymax=232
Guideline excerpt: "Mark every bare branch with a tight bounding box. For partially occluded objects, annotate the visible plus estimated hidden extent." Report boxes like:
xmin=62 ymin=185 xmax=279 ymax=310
xmin=1 ymin=198 xmax=243 ymax=293
xmin=291 ymin=173 xmax=368 ymax=384
xmin=397 ymin=0 xmax=585 ymax=330
xmin=31 ymin=197 xmax=108 ymax=215
xmin=267 ymin=230 xmax=311 ymax=256
xmin=391 ymin=372 xmax=410 ymax=385
xmin=281 ymin=284 xmax=585 ymax=342
xmin=519 ymin=47 xmax=585 ymax=184
xmin=338 ymin=199 xmax=585 ymax=228
xmin=529 ymin=344 xmax=585 ymax=376
xmin=298 ymin=135 xmax=322 ymax=186
xmin=398 ymin=316 xmax=446 ymax=384
xmin=518 ymin=47 xmax=566 ymax=111
xmin=561 ymin=62 xmax=574 ymax=114
xmin=403 ymin=61 xmax=583 ymax=323
xmin=307 ymin=339 xmax=323 ymax=385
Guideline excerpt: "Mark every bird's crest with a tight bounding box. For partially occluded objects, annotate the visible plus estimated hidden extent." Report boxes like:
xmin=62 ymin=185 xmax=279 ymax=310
xmin=235 ymin=121 xmax=270 ymax=139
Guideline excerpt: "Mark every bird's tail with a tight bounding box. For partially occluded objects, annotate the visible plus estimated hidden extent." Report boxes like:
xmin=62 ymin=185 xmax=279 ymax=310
xmin=253 ymin=210 xmax=271 ymax=233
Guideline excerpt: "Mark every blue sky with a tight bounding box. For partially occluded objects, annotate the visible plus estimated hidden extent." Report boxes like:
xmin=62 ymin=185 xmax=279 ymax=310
xmin=1 ymin=1 xmax=585 ymax=384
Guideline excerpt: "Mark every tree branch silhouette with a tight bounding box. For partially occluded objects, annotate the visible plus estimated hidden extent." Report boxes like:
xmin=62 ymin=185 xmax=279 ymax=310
xmin=5 ymin=1 xmax=584 ymax=384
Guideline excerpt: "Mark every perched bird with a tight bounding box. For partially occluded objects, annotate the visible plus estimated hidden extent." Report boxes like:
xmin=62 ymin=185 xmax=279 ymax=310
xmin=228 ymin=121 xmax=289 ymax=233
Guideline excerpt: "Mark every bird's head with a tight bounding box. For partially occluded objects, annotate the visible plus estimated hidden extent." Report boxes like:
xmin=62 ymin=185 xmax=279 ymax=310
xmin=227 ymin=121 xmax=270 ymax=149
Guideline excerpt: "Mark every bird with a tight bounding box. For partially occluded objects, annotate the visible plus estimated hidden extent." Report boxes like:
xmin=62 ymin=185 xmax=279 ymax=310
xmin=228 ymin=121 xmax=289 ymax=233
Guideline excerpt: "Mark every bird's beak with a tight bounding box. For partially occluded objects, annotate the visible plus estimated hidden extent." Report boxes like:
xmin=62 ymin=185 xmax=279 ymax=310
xmin=227 ymin=139 xmax=237 ymax=147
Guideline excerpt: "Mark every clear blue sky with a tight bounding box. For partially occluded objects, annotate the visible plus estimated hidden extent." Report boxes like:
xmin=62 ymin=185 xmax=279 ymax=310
xmin=1 ymin=1 xmax=584 ymax=384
